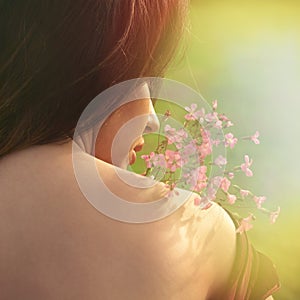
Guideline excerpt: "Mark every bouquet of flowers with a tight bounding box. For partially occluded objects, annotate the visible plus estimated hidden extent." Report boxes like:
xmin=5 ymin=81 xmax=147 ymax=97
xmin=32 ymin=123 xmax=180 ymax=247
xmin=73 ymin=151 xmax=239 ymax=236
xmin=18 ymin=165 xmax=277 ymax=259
xmin=140 ymin=100 xmax=280 ymax=233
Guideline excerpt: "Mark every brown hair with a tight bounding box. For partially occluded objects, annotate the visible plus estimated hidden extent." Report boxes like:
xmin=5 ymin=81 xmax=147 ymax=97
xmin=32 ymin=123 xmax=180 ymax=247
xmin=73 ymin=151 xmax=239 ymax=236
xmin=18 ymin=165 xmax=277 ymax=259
xmin=0 ymin=0 xmax=189 ymax=158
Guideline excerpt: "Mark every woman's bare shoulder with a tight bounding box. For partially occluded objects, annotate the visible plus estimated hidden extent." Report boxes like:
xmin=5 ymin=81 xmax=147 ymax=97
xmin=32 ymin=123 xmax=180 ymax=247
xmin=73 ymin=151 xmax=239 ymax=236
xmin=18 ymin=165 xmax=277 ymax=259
xmin=0 ymin=143 xmax=237 ymax=299
xmin=170 ymin=196 xmax=237 ymax=295
xmin=202 ymin=201 xmax=237 ymax=294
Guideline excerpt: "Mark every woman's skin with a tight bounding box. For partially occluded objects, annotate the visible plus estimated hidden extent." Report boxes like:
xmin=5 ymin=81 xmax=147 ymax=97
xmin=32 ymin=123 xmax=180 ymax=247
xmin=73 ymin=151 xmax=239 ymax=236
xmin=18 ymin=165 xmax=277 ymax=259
xmin=95 ymin=83 xmax=159 ymax=169
xmin=0 ymin=90 xmax=237 ymax=299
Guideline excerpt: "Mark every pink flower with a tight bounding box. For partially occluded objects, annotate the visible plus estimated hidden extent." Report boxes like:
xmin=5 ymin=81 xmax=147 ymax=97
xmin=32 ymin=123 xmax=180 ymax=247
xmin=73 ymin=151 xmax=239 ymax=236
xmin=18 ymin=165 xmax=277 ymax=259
xmin=270 ymin=207 xmax=281 ymax=224
xmin=198 ymin=143 xmax=212 ymax=160
xmin=200 ymin=128 xmax=211 ymax=143
xmin=227 ymin=193 xmax=237 ymax=204
xmin=241 ymin=155 xmax=253 ymax=177
xmin=199 ymin=129 xmax=213 ymax=158
xmin=253 ymin=196 xmax=266 ymax=208
xmin=194 ymin=167 xmax=208 ymax=192
xmin=164 ymin=125 xmax=177 ymax=144
xmin=164 ymin=124 xmax=176 ymax=134
xmin=141 ymin=152 xmax=166 ymax=169
xmin=220 ymin=177 xmax=231 ymax=192
xmin=141 ymin=152 xmax=155 ymax=168
xmin=186 ymin=166 xmax=208 ymax=192
xmin=214 ymin=155 xmax=227 ymax=167
xmin=205 ymin=112 xmax=218 ymax=123
xmin=164 ymin=125 xmax=188 ymax=148
xmin=184 ymin=104 xmax=205 ymax=121
xmin=225 ymin=121 xmax=234 ymax=128
xmin=210 ymin=176 xmax=223 ymax=187
xmin=152 ymin=153 xmax=167 ymax=168
xmin=218 ymin=113 xmax=229 ymax=122
xmin=174 ymin=128 xmax=188 ymax=149
xmin=218 ymin=114 xmax=233 ymax=127
xmin=214 ymin=120 xmax=223 ymax=129
xmin=225 ymin=133 xmax=238 ymax=149
xmin=228 ymin=172 xmax=234 ymax=180
xmin=181 ymin=140 xmax=198 ymax=162
xmin=212 ymin=100 xmax=218 ymax=110
xmin=240 ymin=189 xmax=250 ymax=198
xmin=206 ymin=187 xmax=217 ymax=201
xmin=236 ymin=214 xmax=255 ymax=234
xmin=177 ymin=128 xmax=188 ymax=139
xmin=165 ymin=149 xmax=183 ymax=172
xmin=251 ymin=131 xmax=260 ymax=145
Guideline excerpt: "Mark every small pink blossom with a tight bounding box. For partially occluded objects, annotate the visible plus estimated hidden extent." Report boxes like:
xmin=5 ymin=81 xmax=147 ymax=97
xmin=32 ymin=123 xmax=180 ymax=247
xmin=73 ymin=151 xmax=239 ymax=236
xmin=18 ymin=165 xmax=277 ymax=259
xmin=184 ymin=103 xmax=198 ymax=120
xmin=164 ymin=125 xmax=188 ymax=148
xmin=210 ymin=176 xmax=223 ymax=187
xmin=225 ymin=121 xmax=234 ymax=128
xmin=205 ymin=112 xmax=218 ymax=123
xmin=214 ymin=155 xmax=227 ymax=167
xmin=141 ymin=152 xmax=166 ymax=169
xmin=214 ymin=120 xmax=223 ymax=129
xmin=177 ymin=128 xmax=188 ymax=139
xmin=182 ymin=140 xmax=197 ymax=158
xmin=220 ymin=177 xmax=231 ymax=192
xmin=241 ymin=155 xmax=253 ymax=177
xmin=152 ymin=153 xmax=167 ymax=168
xmin=164 ymin=124 xmax=176 ymax=138
xmin=200 ymin=128 xmax=211 ymax=143
xmin=236 ymin=214 xmax=255 ymax=234
xmin=206 ymin=187 xmax=217 ymax=201
xmin=251 ymin=131 xmax=260 ymax=145
xmin=228 ymin=172 xmax=235 ymax=180
xmin=270 ymin=206 xmax=281 ymax=224
xmin=212 ymin=100 xmax=218 ymax=111
xmin=218 ymin=113 xmax=229 ymax=122
xmin=198 ymin=143 xmax=212 ymax=160
xmin=199 ymin=129 xmax=213 ymax=158
xmin=194 ymin=167 xmax=208 ymax=192
xmin=225 ymin=133 xmax=238 ymax=149
xmin=240 ymin=189 xmax=250 ymax=198
xmin=184 ymin=104 xmax=205 ymax=121
xmin=174 ymin=128 xmax=188 ymax=149
xmin=197 ymin=108 xmax=206 ymax=123
xmin=165 ymin=149 xmax=183 ymax=172
xmin=141 ymin=152 xmax=155 ymax=168
xmin=227 ymin=193 xmax=237 ymax=204
xmin=164 ymin=125 xmax=177 ymax=144
xmin=253 ymin=196 xmax=266 ymax=208
xmin=186 ymin=166 xmax=207 ymax=192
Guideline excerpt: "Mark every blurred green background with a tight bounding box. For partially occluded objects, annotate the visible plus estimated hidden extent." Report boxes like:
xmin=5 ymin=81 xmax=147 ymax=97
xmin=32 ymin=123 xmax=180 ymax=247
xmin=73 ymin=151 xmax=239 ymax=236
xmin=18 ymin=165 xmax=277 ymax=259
xmin=166 ymin=1 xmax=300 ymax=299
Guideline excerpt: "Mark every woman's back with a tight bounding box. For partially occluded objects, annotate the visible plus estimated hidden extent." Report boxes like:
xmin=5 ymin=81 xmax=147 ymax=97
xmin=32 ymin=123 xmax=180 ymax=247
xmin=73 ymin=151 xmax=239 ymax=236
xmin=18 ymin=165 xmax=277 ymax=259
xmin=0 ymin=140 xmax=236 ymax=299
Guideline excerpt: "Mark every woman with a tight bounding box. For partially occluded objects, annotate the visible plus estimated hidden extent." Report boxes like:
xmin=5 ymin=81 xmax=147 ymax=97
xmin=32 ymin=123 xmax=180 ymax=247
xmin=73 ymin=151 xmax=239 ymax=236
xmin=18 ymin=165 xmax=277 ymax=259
xmin=0 ymin=1 xmax=279 ymax=299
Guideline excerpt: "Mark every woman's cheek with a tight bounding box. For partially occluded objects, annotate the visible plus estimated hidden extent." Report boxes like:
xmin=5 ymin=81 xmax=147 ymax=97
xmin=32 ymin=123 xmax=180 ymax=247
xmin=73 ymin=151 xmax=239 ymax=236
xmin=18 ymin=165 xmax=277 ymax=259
xmin=110 ymin=114 xmax=148 ymax=165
